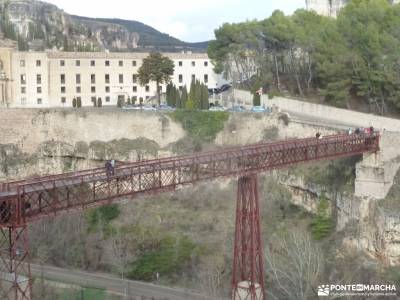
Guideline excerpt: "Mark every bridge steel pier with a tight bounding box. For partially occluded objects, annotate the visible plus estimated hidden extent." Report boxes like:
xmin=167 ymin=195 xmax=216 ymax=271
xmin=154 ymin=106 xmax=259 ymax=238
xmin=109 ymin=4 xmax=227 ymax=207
xmin=0 ymin=225 xmax=31 ymax=300
xmin=232 ymin=174 xmax=266 ymax=300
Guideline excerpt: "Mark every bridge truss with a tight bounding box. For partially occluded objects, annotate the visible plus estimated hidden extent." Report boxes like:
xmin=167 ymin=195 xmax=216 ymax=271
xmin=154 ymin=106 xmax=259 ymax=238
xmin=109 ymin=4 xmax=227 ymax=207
xmin=0 ymin=133 xmax=380 ymax=300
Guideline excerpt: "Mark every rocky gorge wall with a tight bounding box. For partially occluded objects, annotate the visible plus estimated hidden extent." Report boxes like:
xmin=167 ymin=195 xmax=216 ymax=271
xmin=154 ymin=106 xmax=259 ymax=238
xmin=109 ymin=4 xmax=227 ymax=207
xmin=1 ymin=107 xmax=400 ymax=267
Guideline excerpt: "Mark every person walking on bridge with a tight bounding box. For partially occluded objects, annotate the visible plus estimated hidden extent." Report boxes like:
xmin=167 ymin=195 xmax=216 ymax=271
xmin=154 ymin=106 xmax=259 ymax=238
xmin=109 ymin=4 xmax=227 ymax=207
xmin=105 ymin=160 xmax=112 ymax=177
xmin=110 ymin=159 xmax=116 ymax=176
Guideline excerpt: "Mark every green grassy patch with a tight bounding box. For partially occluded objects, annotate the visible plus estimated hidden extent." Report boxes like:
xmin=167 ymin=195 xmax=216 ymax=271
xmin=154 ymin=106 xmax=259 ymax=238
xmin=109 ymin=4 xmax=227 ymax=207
xmin=59 ymin=287 xmax=108 ymax=300
xmin=86 ymin=204 xmax=120 ymax=235
xmin=171 ymin=110 xmax=229 ymax=143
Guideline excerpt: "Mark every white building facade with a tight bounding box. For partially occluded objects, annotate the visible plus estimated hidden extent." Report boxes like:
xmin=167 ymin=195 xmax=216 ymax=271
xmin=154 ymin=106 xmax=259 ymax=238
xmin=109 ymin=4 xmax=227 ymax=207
xmin=0 ymin=46 xmax=226 ymax=108
xmin=306 ymin=0 xmax=400 ymax=18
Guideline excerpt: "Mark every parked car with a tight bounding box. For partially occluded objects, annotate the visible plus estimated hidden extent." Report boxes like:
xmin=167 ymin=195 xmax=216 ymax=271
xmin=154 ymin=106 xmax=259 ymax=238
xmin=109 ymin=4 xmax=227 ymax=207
xmin=218 ymin=84 xmax=232 ymax=93
xmin=250 ymin=106 xmax=267 ymax=113
xmin=209 ymin=105 xmax=226 ymax=112
xmin=158 ymin=104 xmax=175 ymax=111
xmin=208 ymin=88 xmax=219 ymax=95
xmin=142 ymin=105 xmax=157 ymax=111
xmin=228 ymin=105 xmax=247 ymax=112
xmin=122 ymin=105 xmax=142 ymax=110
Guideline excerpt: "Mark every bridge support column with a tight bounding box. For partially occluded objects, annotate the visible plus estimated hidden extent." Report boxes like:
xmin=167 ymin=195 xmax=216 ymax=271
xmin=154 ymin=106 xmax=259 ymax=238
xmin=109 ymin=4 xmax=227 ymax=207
xmin=232 ymin=174 xmax=266 ymax=300
xmin=0 ymin=225 xmax=32 ymax=300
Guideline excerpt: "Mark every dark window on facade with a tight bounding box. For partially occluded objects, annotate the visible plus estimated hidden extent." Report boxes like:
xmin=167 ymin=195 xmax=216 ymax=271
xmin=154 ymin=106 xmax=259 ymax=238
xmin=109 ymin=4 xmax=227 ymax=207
xmin=119 ymin=74 xmax=123 ymax=84
xmin=91 ymin=96 xmax=96 ymax=103
xmin=105 ymin=96 xmax=110 ymax=102
xmin=61 ymin=86 xmax=66 ymax=93
xmin=60 ymin=74 xmax=65 ymax=84
xmin=132 ymin=96 xmax=137 ymax=102
xmin=105 ymin=86 xmax=110 ymax=93
xmin=105 ymin=74 xmax=110 ymax=84
xmin=75 ymin=60 xmax=80 ymax=66
xmin=21 ymin=87 xmax=26 ymax=94
xmin=37 ymin=86 xmax=42 ymax=94
xmin=20 ymin=60 xmax=25 ymax=67
xmin=179 ymin=74 xmax=183 ymax=83
xmin=132 ymin=86 xmax=137 ymax=92
xmin=178 ymin=61 xmax=183 ymax=66
xmin=145 ymin=85 xmax=150 ymax=92
xmin=90 ymin=60 xmax=95 ymax=66
xmin=91 ymin=74 xmax=96 ymax=84
xmin=60 ymin=60 xmax=65 ymax=67
xmin=76 ymin=86 xmax=81 ymax=93
xmin=36 ymin=74 xmax=42 ymax=84
xmin=37 ymin=98 xmax=42 ymax=104
xmin=119 ymin=60 xmax=123 ymax=67
xmin=132 ymin=74 xmax=137 ymax=83
xmin=191 ymin=61 xmax=195 ymax=67
xmin=192 ymin=74 xmax=195 ymax=81
xmin=61 ymin=97 xmax=66 ymax=104
xmin=20 ymin=74 xmax=26 ymax=84
xmin=36 ymin=60 xmax=41 ymax=67
xmin=204 ymin=74 xmax=208 ymax=83
xmin=132 ymin=60 xmax=137 ymax=66
xmin=105 ymin=60 xmax=110 ymax=66
xmin=204 ymin=61 xmax=208 ymax=67
xmin=76 ymin=74 xmax=81 ymax=84
xmin=91 ymin=86 xmax=96 ymax=93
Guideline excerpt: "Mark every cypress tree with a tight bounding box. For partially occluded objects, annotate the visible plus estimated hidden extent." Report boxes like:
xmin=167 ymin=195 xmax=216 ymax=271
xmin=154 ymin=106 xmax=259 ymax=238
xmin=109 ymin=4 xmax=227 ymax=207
xmin=201 ymin=84 xmax=209 ymax=110
xmin=170 ymin=85 xmax=177 ymax=107
xmin=175 ymin=88 xmax=181 ymax=108
xmin=188 ymin=79 xmax=196 ymax=105
xmin=181 ymin=86 xmax=188 ymax=108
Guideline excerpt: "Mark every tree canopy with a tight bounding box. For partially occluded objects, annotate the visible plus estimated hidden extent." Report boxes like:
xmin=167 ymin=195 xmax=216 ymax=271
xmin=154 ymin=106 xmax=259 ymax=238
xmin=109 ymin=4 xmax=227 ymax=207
xmin=138 ymin=52 xmax=175 ymax=105
xmin=208 ymin=0 xmax=400 ymax=114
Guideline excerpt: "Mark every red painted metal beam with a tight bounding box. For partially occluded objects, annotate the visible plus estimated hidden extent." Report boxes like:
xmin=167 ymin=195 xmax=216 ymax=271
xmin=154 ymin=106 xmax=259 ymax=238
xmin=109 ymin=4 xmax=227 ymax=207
xmin=0 ymin=132 xmax=380 ymax=299
xmin=0 ymin=133 xmax=379 ymax=226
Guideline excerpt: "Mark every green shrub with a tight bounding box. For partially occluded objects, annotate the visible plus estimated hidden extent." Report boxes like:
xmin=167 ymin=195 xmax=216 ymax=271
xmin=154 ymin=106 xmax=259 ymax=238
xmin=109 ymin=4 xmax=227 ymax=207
xmin=311 ymin=194 xmax=332 ymax=240
xmin=171 ymin=110 xmax=229 ymax=144
xmin=128 ymin=235 xmax=198 ymax=281
xmin=72 ymin=98 xmax=77 ymax=108
xmin=86 ymin=204 xmax=120 ymax=233
xmin=253 ymin=93 xmax=261 ymax=106
xmin=77 ymin=98 xmax=82 ymax=108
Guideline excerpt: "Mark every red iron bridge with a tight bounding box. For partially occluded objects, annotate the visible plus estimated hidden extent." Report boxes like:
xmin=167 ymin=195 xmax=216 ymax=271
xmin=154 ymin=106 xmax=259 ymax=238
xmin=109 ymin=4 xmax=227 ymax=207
xmin=0 ymin=132 xmax=380 ymax=300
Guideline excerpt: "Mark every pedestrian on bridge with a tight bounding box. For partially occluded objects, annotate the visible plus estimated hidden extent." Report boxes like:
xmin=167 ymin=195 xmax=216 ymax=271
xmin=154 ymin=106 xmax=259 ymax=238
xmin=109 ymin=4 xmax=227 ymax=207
xmin=110 ymin=159 xmax=116 ymax=175
xmin=105 ymin=160 xmax=112 ymax=177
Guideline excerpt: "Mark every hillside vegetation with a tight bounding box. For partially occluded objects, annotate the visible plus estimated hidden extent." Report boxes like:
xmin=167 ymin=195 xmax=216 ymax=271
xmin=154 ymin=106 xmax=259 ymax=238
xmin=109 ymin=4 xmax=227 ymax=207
xmin=0 ymin=0 xmax=207 ymax=52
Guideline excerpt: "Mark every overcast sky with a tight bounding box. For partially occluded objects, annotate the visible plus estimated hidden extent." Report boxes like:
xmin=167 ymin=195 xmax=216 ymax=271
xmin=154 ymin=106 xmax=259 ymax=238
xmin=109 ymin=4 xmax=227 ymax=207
xmin=44 ymin=0 xmax=305 ymax=42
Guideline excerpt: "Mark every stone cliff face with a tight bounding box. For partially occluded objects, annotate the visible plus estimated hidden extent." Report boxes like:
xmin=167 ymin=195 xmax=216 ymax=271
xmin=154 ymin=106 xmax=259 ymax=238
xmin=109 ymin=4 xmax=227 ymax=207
xmin=0 ymin=0 xmax=205 ymax=51
xmin=1 ymin=108 xmax=400 ymax=267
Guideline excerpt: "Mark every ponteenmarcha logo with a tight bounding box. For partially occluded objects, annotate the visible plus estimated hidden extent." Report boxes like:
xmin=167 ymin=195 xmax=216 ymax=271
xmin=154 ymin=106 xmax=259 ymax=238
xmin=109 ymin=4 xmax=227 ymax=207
xmin=318 ymin=285 xmax=330 ymax=296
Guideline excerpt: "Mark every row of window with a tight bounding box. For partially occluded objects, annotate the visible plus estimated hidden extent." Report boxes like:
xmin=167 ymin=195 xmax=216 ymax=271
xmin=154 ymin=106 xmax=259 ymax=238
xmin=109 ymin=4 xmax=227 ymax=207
xmin=20 ymin=59 xmax=209 ymax=68
xmin=20 ymin=85 xmax=150 ymax=95
xmin=21 ymin=95 xmax=150 ymax=105
xmin=20 ymin=73 xmax=209 ymax=86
